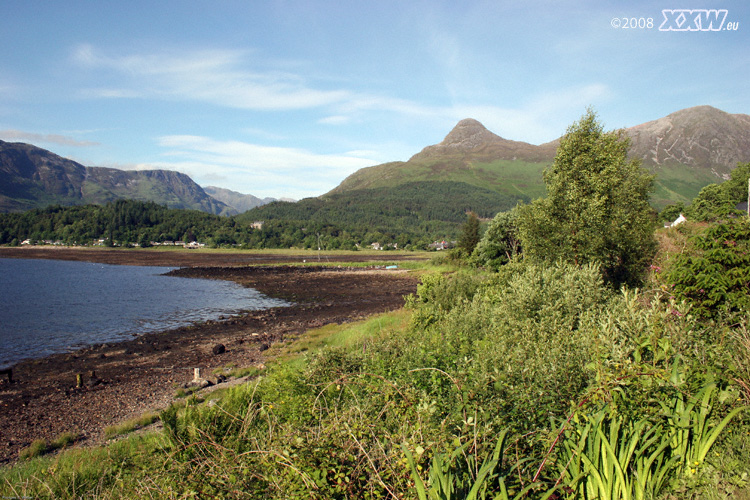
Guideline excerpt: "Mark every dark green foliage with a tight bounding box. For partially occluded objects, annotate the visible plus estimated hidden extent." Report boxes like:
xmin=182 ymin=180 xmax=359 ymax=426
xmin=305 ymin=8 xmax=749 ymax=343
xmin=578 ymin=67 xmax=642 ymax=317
xmin=0 ymin=200 xmax=255 ymax=247
xmin=518 ymin=109 xmax=657 ymax=288
xmin=0 ymin=184 xmax=522 ymax=249
xmin=240 ymin=180 xmax=526 ymax=235
xmin=470 ymin=208 xmax=520 ymax=269
xmin=659 ymin=202 xmax=686 ymax=223
xmin=457 ymin=212 xmax=480 ymax=255
xmin=661 ymin=219 xmax=750 ymax=318
xmin=686 ymin=162 xmax=750 ymax=221
xmin=0 ymin=199 xmax=425 ymax=249
xmin=688 ymin=184 xmax=738 ymax=222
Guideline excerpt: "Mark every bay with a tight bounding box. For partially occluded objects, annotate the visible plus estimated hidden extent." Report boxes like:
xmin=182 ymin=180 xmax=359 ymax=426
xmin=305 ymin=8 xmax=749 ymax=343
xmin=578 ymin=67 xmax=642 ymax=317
xmin=0 ymin=258 xmax=287 ymax=368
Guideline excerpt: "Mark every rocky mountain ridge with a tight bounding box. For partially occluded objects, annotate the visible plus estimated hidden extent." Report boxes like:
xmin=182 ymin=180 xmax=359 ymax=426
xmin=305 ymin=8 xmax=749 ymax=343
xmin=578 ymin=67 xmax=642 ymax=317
xmin=625 ymin=105 xmax=750 ymax=177
xmin=0 ymin=140 xmax=231 ymax=214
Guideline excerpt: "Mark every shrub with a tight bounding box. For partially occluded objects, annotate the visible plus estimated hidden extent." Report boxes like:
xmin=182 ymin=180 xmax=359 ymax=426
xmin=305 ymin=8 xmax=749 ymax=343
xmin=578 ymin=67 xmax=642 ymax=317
xmin=18 ymin=439 xmax=48 ymax=460
xmin=661 ymin=219 xmax=750 ymax=318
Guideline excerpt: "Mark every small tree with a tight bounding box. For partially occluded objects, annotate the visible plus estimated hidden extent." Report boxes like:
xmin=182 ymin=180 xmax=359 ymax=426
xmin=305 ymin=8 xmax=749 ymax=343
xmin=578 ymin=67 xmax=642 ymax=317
xmin=518 ymin=108 xmax=656 ymax=288
xmin=471 ymin=208 xmax=520 ymax=269
xmin=458 ymin=211 xmax=480 ymax=255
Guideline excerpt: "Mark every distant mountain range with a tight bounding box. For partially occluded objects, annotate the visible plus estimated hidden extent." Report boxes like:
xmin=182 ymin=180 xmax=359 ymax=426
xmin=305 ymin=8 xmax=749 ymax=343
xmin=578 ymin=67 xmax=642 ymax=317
xmin=2 ymin=105 xmax=749 ymax=217
xmin=203 ymin=186 xmax=293 ymax=213
xmin=0 ymin=141 xmax=281 ymax=215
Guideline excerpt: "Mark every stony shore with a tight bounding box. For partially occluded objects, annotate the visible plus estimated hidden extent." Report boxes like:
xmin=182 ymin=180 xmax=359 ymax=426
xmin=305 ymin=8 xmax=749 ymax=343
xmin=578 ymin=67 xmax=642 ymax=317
xmin=0 ymin=247 xmax=422 ymax=464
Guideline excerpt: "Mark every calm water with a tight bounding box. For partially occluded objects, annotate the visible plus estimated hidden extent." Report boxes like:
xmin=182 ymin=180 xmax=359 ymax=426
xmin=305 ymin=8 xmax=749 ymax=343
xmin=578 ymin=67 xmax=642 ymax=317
xmin=0 ymin=258 xmax=288 ymax=368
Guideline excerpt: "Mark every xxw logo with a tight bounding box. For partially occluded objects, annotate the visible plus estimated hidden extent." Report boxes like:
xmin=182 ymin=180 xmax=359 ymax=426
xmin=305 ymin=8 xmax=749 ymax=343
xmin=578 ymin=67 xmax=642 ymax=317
xmin=659 ymin=9 xmax=728 ymax=31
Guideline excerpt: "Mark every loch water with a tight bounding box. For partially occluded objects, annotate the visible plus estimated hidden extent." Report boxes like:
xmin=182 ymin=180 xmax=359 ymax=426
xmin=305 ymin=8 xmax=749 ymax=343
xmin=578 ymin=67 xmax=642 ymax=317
xmin=0 ymin=258 xmax=287 ymax=368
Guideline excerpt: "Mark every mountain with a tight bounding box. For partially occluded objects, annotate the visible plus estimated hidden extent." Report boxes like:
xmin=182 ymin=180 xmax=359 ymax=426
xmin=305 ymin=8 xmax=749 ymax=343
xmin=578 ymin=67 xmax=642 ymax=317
xmin=329 ymin=106 xmax=750 ymax=208
xmin=328 ymin=119 xmax=558 ymax=203
xmin=203 ymin=186 xmax=281 ymax=214
xmin=625 ymin=106 xmax=750 ymax=205
xmin=410 ymin=118 xmax=558 ymax=163
xmin=0 ymin=140 xmax=232 ymax=215
xmin=243 ymin=120 xmax=534 ymax=231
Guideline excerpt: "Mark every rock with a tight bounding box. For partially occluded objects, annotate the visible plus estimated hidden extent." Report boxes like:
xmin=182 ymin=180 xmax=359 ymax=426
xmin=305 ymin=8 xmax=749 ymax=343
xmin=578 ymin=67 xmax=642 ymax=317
xmin=186 ymin=368 xmax=213 ymax=389
xmin=86 ymin=371 xmax=102 ymax=387
xmin=259 ymin=343 xmax=270 ymax=352
xmin=212 ymin=344 xmax=226 ymax=355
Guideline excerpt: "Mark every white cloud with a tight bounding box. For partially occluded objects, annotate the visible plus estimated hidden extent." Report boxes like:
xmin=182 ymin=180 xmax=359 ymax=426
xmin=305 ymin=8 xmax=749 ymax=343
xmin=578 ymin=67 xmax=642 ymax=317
xmin=72 ymin=44 xmax=351 ymax=110
xmin=318 ymin=115 xmax=351 ymax=125
xmin=68 ymin=45 xmax=610 ymax=146
xmin=0 ymin=129 xmax=99 ymax=147
xmin=147 ymin=135 xmax=376 ymax=199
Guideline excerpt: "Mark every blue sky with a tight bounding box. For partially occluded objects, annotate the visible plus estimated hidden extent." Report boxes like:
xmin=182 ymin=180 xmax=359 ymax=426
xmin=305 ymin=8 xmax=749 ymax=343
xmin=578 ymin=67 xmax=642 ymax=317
xmin=1 ymin=1 xmax=748 ymax=200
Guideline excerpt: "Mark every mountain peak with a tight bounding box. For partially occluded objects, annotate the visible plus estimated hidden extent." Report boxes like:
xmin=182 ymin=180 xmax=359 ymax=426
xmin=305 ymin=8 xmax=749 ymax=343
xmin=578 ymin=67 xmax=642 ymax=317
xmin=409 ymin=118 xmax=556 ymax=163
xmin=440 ymin=118 xmax=501 ymax=148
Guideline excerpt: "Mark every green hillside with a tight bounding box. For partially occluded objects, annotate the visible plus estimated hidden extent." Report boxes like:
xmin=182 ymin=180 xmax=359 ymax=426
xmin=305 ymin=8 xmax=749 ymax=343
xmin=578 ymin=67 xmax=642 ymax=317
xmin=240 ymin=180 xmax=528 ymax=238
xmin=330 ymin=157 xmax=550 ymax=202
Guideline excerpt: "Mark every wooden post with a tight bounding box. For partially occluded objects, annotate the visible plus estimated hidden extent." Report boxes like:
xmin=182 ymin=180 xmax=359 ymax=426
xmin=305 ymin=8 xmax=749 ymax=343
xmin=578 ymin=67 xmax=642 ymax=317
xmin=193 ymin=368 xmax=201 ymax=383
xmin=76 ymin=373 xmax=83 ymax=388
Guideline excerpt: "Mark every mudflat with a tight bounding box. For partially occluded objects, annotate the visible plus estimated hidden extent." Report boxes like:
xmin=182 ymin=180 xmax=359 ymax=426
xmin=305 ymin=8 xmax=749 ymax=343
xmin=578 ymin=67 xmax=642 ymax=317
xmin=0 ymin=247 xmax=422 ymax=464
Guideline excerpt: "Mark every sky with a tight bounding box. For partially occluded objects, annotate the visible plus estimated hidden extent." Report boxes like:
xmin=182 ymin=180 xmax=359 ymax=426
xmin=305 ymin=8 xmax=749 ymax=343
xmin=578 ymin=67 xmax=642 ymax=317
xmin=1 ymin=1 xmax=749 ymax=200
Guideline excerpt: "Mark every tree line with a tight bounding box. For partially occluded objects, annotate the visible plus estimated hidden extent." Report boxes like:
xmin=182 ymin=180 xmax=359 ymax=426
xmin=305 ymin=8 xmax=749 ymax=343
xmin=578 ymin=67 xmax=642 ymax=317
xmin=0 ymin=199 xmax=458 ymax=250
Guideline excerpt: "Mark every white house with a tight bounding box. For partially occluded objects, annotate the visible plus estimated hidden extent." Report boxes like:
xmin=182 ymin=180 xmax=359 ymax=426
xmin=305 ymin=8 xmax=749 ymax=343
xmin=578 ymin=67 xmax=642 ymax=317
xmin=669 ymin=213 xmax=687 ymax=228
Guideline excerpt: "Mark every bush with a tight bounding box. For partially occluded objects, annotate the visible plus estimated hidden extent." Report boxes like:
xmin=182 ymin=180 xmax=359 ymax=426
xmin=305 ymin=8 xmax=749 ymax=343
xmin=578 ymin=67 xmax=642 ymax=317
xmin=661 ymin=219 xmax=750 ymax=318
xmin=470 ymin=208 xmax=520 ymax=270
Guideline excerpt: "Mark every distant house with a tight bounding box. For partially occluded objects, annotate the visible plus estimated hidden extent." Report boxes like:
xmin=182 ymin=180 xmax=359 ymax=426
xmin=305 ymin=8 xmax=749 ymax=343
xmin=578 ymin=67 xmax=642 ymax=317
xmin=251 ymin=221 xmax=264 ymax=230
xmin=429 ymin=240 xmax=453 ymax=251
xmin=21 ymin=239 xmax=31 ymax=245
xmin=371 ymin=242 xmax=382 ymax=250
xmin=668 ymin=213 xmax=687 ymax=228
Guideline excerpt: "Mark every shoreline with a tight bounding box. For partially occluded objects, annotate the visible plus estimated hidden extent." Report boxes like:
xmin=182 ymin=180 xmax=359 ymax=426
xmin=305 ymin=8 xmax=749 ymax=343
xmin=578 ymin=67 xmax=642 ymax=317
xmin=0 ymin=248 xmax=421 ymax=464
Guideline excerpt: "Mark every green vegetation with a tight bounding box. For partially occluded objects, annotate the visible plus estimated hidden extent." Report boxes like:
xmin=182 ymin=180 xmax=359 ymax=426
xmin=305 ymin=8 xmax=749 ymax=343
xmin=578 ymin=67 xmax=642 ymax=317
xmin=457 ymin=212 xmax=480 ymax=256
xmin=0 ymin=182 xmax=514 ymax=249
xmin=658 ymin=219 xmax=750 ymax=318
xmin=0 ymin=198 xmax=447 ymax=250
xmin=17 ymin=432 xmax=79 ymax=461
xmin=239 ymin=180 xmax=525 ymax=248
xmin=650 ymin=163 xmax=723 ymax=210
xmin=470 ymin=208 xmax=521 ymax=270
xmin=103 ymin=413 xmax=160 ymax=440
xmin=329 ymin=155 xmax=551 ymax=202
xmin=4 ymin=253 xmax=748 ymax=498
xmin=688 ymin=162 xmax=749 ymax=222
xmin=2 ymin=112 xmax=749 ymax=498
xmin=517 ymin=109 xmax=657 ymax=288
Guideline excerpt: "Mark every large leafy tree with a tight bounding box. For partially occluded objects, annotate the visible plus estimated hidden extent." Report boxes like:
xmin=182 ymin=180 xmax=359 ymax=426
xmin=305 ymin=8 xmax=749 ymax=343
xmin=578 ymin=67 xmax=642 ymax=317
xmin=518 ymin=109 xmax=656 ymax=288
